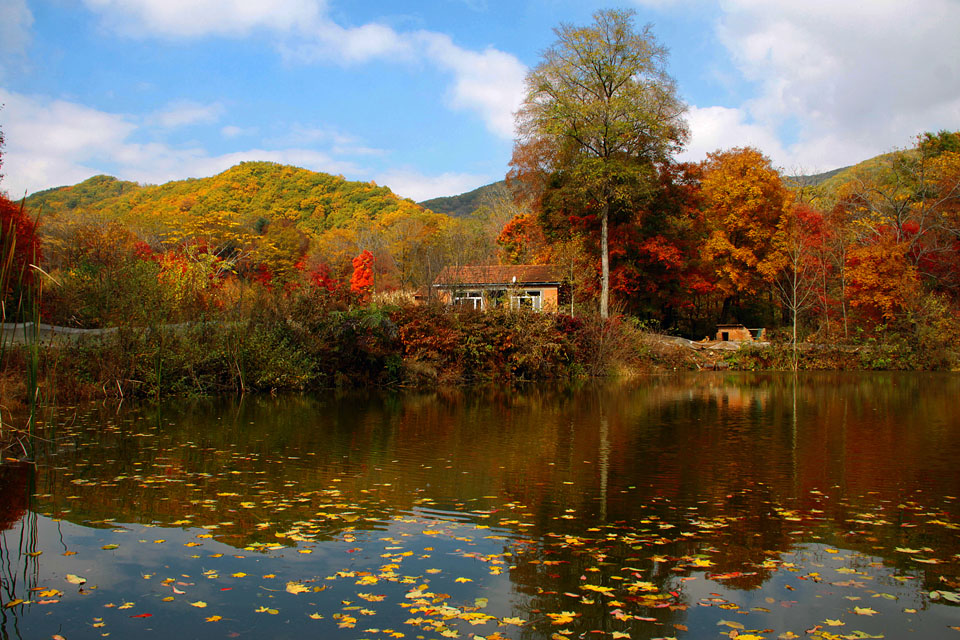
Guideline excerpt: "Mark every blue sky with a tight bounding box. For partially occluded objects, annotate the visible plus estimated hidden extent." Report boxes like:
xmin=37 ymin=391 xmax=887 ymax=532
xmin=1 ymin=0 xmax=958 ymax=201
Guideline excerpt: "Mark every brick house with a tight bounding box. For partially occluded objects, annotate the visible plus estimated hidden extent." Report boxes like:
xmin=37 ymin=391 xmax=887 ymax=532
xmin=432 ymin=265 xmax=561 ymax=312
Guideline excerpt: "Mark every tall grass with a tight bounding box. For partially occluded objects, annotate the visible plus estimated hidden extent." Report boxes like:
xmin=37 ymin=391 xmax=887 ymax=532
xmin=0 ymin=204 xmax=43 ymax=460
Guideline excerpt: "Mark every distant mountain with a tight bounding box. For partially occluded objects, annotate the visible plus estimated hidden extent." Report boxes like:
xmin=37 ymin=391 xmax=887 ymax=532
xmin=419 ymin=180 xmax=506 ymax=217
xmin=788 ymin=166 xmax=852 ymax=188
xmin=26 ymin=161 xmax=434 ymax=236
xmin=422 ymin=158 xmax=885 ymax=219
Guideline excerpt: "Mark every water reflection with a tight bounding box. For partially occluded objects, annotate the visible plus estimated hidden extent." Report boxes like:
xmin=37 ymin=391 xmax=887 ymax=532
xmin=0 ymin=372 xmax=958 ymax=639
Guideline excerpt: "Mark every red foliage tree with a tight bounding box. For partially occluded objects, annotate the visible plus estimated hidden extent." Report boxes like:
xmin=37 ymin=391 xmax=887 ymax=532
xmin=350 ymin=250 xmax=374 ymax=301
xmin=308 ymin=262 xmax=341 ymax=293
xmin=0 ymin=197 xmax=42 ymax=317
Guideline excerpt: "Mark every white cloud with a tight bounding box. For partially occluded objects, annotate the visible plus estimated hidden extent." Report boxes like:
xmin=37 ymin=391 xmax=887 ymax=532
xmin=269 ymin=125 xmax=384 ymax=156
xmin=376 ymin=168 xmax=491 ymax=202
xmin=0 ymin=89 xmax=137 ymax=196
xmin=0 ymin=0 xmax=33 ymax=56
xmin=0 ymin=89 xmax=361 ymax=197
xmin=678 ymin=105 xmax=787 ymax=165
xmin=714 ymin=0 xmax=960 ymax=169
xmin=150 ymin=100 xmax=224 ymax=129
xmin=220 ymin=125 xmax=258 ymax=138
xmin=281 ymin=26 xmax=524 ymax=138
xmin=417 ymin=32 xmax=526 ymax=139
xmin=81 ymin=0 xmax=525 ymax=140
xmin=80 ymin=0 xmax=322 ymax=37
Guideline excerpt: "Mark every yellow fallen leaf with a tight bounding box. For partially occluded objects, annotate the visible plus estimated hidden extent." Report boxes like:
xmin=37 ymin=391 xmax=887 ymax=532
xmin=546 ymin=611 xmax=577 ymax=625
xmin=190 ymin=601 xmax=207 ymax=608
xmin=853 ymin=607 xmax=877 ymax=616
xmin=824 ymin=619 xmax=845 ymax=626
xmin=308 ymin=612 xmax=323 ymax=619
xmin=231 ymin=572 xmax=247 ymax=578
xmin=454 ymin=577 xmax=473 ymax=583
xmin=286 ymin=581 xmax=310 ymax=594
xmin=205 ymin=615 xmax=222 ymax=622
xmin=358 ymin=593 xmax=387 ymax=602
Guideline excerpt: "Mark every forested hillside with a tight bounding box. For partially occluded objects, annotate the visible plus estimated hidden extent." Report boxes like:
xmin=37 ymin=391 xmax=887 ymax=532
xmin=419 ymin=180 xmax=507 ymax=217
xmin=27 ymin=161 xmax=429 ymax=235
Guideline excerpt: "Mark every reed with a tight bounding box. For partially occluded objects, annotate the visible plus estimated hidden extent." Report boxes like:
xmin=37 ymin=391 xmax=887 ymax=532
xmin=0 ymin=201 xmax=43 ymax=460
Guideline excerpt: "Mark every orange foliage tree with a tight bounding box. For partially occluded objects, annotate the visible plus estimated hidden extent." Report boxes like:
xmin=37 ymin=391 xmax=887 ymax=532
xmin=845 ymin=233 xmax=920 ymax=324
xmin=496 ymin=214 xmax=548 ymax=265
xmin=701 ymin=147 xmax=791 ymax=322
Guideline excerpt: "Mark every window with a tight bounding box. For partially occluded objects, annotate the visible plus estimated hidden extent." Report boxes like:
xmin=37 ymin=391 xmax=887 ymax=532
xmin=454 ymin=291 xmax=483 ymax=310
xmin=510 ymin=290 xmax=542 ymax=311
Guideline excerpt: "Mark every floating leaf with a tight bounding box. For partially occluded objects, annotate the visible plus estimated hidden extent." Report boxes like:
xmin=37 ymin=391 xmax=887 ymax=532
xmin=285 ymin=581 xmax=310 ymax=594
xmin=852 ymin=607 xmax=877 ymax=616
xmin=190 ymin=601 xmax=208 ymax=608
xmin=205 ymin=615 xmax=222 ymax=622
xmin=101 ymin=544 xmax=119 ymax=550
xmin=546 ymin=611 xmax=577 ymax=625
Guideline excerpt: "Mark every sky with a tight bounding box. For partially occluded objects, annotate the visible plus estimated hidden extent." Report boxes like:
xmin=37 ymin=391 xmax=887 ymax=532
xmin=1 ymin=0 xmax=958 ymax=202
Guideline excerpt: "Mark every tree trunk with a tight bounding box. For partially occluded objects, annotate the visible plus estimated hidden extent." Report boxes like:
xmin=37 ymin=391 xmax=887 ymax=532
xmin=600 ymin=202 xmax=609 ymax=319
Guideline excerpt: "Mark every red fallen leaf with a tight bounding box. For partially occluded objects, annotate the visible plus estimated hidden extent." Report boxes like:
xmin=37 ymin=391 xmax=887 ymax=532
xmin=346 ymin=548 xmax=361 ymax=553
xmin=669 ymin=591 xmax=680 ymax=598
xmin=130 ymin=613 xmax=153 ymax=618
xmin=220 ymin=588 xmax=233 ymax=591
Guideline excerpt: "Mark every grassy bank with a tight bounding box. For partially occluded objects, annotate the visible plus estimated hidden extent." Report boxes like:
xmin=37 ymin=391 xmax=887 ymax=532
xmin=0 ymin=295 xmax=665 ymax=404
xmin=2 ymin=298 xmax=956 ymax=412
xmin=720 ymin=340 xmax=959 ymax=372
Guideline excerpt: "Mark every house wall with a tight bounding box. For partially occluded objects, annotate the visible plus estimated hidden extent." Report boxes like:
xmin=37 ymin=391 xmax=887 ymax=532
xmin=433 ymin=285 xmax=560 ymax=312
xmin=541 ymin=287 xmax=558 ymax=312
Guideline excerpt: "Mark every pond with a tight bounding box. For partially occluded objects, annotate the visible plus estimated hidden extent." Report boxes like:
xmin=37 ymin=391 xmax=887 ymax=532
xmin=1 ymin=372 xmax=959 ymax=639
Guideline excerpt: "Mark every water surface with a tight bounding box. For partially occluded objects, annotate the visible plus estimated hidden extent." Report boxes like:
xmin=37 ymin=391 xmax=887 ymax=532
xmin=1 ymin=372 xmax=959 ymax=639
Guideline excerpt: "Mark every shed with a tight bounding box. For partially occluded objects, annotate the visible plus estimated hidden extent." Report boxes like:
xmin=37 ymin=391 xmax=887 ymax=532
xmin=715 ymin=324 xmax=766 ymax=342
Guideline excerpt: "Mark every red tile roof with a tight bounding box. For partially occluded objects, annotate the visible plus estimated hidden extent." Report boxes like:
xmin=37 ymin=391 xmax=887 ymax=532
xmin=433 ymin=265 xmax=562 ymax=286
